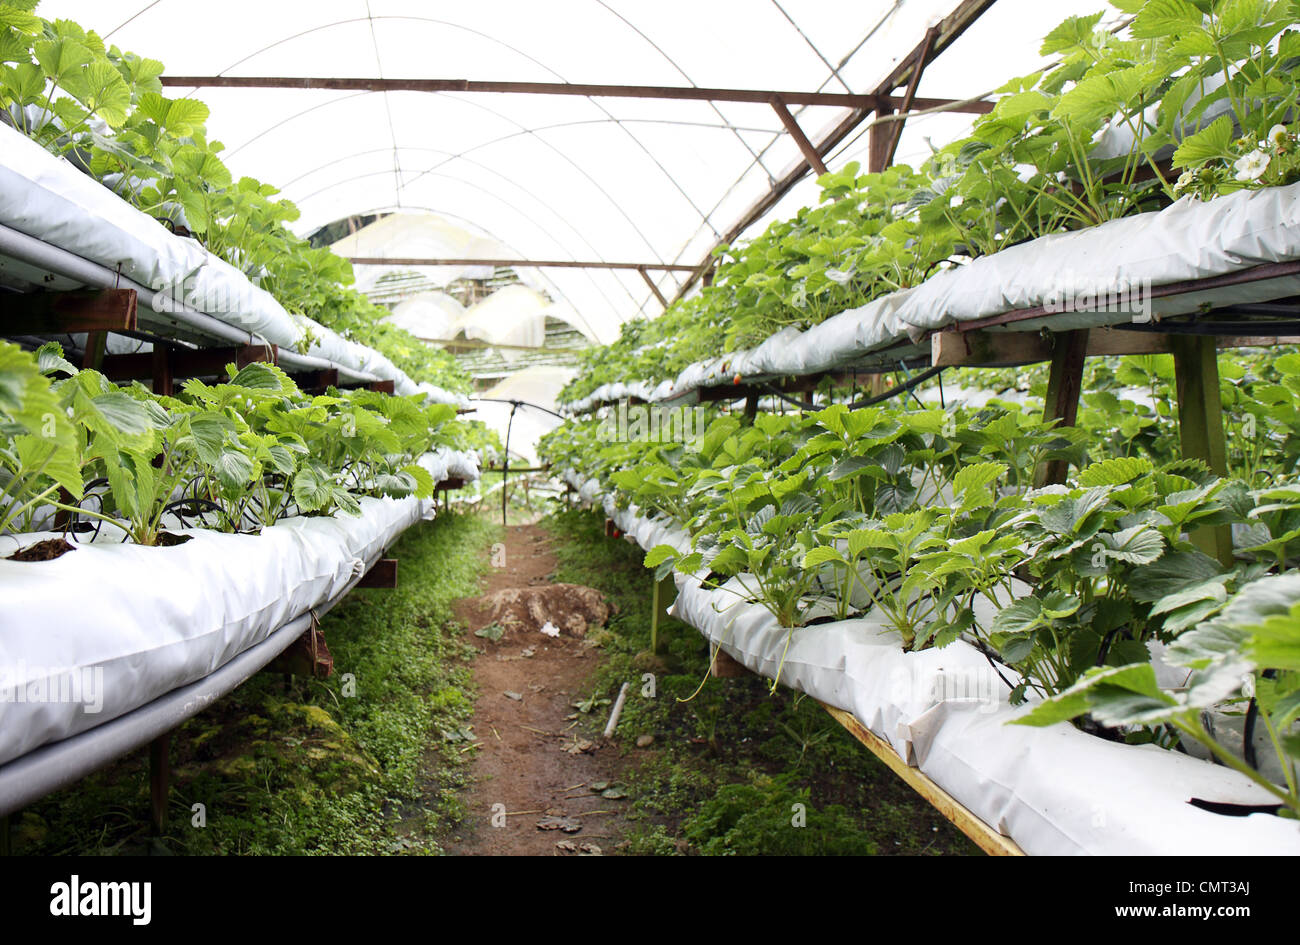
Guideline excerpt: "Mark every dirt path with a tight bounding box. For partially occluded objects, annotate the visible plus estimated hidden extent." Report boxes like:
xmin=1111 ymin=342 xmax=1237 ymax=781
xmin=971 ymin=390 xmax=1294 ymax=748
xmin=446 ymin=523 xmax=631 ymax=856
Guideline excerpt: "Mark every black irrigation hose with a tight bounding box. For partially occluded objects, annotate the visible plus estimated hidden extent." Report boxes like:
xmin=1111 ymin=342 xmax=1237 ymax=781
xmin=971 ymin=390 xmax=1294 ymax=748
xmin=759 ymin=366 xmax=946 ymax=413
xmin=847 ymin=366 xmax=945 ymax=409
xmin=473 ymin=396 xmax=566 ymax=420
xmin=1242 ymin=668 xmax=1277 ymax=771
xmin=1116 ymin=319 xmax=1300 ymax=336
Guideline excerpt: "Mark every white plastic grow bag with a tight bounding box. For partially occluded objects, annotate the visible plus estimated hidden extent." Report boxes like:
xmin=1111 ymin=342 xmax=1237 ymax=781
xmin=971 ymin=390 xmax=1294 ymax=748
xmin=593 ymin=486 xmax=1300 ymax=856
xmin=0 ymin=123 xmax=467 ymax=407
xmin=0 ymin=448 xmax=480 ymax=768
xmin=561 ymin=182 xmax=1300 ymax=410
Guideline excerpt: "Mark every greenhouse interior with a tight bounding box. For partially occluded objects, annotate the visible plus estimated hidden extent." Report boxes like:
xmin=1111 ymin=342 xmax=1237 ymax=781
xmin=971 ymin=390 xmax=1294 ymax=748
xmin=1 ymin=0 xmax=1299 ymax=874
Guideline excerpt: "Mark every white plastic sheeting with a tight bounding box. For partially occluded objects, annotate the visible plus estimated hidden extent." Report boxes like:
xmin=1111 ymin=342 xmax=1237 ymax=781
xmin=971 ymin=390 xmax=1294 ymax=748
xmin=569 ymin=473 xmax=1300 ymax=855
xmin=0 ymin=448 xmax=480 ymax=768
xmin=43 ymin=0 xmax=1114 ymax=335
xmin=563 ymin=181 xmax=1300 ymax=410
xmin=476 ymin=366 xmax=575 ymax=464
xmin=0 ymin=122 xmax=468 ymax=406
xmin=384 ymin=292 xmax=467 ymax=339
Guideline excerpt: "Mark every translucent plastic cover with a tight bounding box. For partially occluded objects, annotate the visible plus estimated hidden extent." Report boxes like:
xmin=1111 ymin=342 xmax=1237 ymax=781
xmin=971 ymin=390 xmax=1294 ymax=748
xmin=43 ymin=0 xmax=1113 ymax=339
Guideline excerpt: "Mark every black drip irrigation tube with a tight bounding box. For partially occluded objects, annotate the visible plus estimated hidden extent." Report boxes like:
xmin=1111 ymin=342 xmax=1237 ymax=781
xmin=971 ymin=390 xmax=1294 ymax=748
xmin=471 ymin=398 xmax=566 ymax=526
xmin=761 ymin=365 xmax=945 ymax=412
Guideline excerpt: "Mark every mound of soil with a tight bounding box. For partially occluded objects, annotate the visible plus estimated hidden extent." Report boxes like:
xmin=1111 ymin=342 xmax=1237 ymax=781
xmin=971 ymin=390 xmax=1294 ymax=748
xmin=474 ymin=583 xmax=612 ymax=638
xmin=6 ymin=538 xmax=76 ymax=561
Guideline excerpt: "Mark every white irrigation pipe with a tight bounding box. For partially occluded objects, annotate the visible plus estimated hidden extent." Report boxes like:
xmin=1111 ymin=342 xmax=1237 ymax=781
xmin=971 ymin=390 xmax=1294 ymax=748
xmin=603 ymin=682 xmax=630 ymax=739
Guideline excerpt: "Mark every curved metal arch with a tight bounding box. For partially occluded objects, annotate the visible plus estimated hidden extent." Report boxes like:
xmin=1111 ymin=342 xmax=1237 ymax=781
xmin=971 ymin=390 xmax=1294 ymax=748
xmin=769 ymin=0 xmax=854 ymax=94
xmin=280 ymin=117 xmax=781 ymax=191
xmin=186 ymin=13 xmax=719 ymax=240
xmin=590 ymin=0 xmax=773 ymax=181
xmin=332 ymin=203 xmax=613 ymax=343
xmin=343 ymin=203 xmax=612 ymax=344
xmin=221 ymin=87 xmax=670 ymax=265
xmin=301 ymin=166 xmax=641 ymax=326
xmin=287 ymin=144 xmax=636 ymax=308
xmin=664 ymin=1 xmax=907 ymax=266
xmin=289 ymin=140 xmax=683 ymax=321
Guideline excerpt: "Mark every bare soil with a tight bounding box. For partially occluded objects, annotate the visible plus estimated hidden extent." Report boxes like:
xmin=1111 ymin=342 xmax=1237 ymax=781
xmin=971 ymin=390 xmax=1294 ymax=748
xmin=6 ymin=537 xmax=75 ymax=561
xmin=446 ymin=523 xmax=631 ymax=856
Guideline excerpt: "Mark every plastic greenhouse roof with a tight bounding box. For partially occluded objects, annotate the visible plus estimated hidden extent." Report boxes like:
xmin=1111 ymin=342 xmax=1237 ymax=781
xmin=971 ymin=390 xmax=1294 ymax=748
xmin=41 ymin=0 xmax=1119 ymax=343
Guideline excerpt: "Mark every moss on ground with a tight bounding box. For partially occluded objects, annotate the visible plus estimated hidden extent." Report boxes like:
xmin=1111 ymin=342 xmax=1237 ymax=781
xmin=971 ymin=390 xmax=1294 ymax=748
xmin=15 ymin=511 xmax=498 ymax=856
xmin=544 ymin=507 xmax=980 ymax=857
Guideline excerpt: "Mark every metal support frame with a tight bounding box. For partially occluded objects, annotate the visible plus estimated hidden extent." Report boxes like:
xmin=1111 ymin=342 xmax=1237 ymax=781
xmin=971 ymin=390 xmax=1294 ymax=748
xmin=346 ymin=256 xmax=697 ymax=272
xmin=769 ymin=95 xmax=827 ymax=176
xmin=871 ymin=27 xmax=938 ymax=172
xmin=159 ymin=75 xmax=989 ymax=113
xmin=670 ymin=0 xmax=999 ymax=306
xmin=638 ymin=267 xmax=668 ymax=307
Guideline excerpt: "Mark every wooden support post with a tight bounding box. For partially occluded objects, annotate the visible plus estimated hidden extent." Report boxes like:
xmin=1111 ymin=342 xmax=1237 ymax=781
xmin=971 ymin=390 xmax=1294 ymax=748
xmin=709 ymin=646 xmax=750 ymax=678
xmin=823 ymin=703 xmax=1025 ymax=856
xmin=149 ymin=730 xmax=171 ymax=835
xmin=81 ymin=331 xmax=107 ymax=370
xmin=650 ymin=574 xmax=676 ymax=655
xmin=1172 ymin=335 xmax=1234 ymax=567
xmin=357 ymin=557 xmax=398 ymax=588
xmin=295 ymin=368 xmax=339 ymax=393
xmin=743 ymin=392 xmax=759 ymax=421
xmin=151 ymin=345 xmax=173 ymax=396
xmin=367 ymin=380 xmax=396 ymax=394
xmin=0 ymin=813 xmax=10 ymax=856
xmin=3 ymin=288 xmax=137 ymax=335
xmin=1035 ymin=329 xmax=1089 ymax=487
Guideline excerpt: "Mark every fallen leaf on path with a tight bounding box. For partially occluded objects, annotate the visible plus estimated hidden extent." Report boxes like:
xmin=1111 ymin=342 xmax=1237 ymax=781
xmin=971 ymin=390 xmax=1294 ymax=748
xmin=562 ymin=738 xmax=596 ymax=755
xmin=474 ymin=623 xmax=504 ymax=642
xmin=537 ymin=816 xmax=582 ymax=834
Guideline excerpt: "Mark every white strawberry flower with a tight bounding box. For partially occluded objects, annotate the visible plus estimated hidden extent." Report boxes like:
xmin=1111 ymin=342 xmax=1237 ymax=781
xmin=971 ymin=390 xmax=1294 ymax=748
xmin=1268 ymin=124 xmax=1290 ymax=149
xmin=1234 ymin=149 xmax=1270 ymax=182
xmin=949 ymin=194 xmax=964 ymax=208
